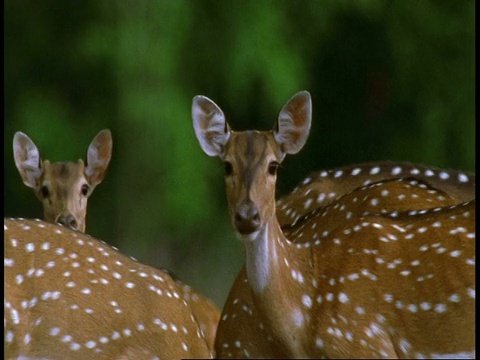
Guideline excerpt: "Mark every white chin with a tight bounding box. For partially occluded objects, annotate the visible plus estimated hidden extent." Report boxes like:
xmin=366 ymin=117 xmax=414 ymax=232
xmin=236 ymin=230 xmax=260 ymax=242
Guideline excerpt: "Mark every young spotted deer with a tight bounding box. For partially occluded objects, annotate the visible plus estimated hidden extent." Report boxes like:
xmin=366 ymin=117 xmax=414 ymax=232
xmin=13 ymin=130 xmax=112 ymax=232
xmin=12 ymin=130 xmax=221 ymax=351
xmin=192 ymin=91 xmax=475 ymax=358
xmin=4 ymin=218 xmax=214 ymax=360
xmin=276 ymin=161 xmax=475 ymax=228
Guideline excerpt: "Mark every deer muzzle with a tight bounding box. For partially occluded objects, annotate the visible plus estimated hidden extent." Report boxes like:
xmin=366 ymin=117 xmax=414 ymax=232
xmin=234 ymin=201 xmax=260 ymax=235
xmin=56 ymin=213 xmax=79 ymax=231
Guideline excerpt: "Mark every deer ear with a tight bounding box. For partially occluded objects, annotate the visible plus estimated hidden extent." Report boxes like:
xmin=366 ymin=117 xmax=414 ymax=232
xmin=13 ymin=131 xmax=43 ymax=188
xmin=192 ymin=96 xmax=231 ymax=159
xmin=274 ymin=91 xmax=312 ymax=155
xmin=85 ymin=129 xmax=112 ymax=186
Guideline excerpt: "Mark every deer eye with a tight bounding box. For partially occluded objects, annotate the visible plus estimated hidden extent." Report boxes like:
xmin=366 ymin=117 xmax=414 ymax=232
xmin=81 ymin=184 xmax=90 ymax=196
xmin=268 ymin=162 xmax=279 ymax=176
xmin=40 ymin=186 xmax=50 ymax=198
xmin=224 ymin=162 xmax=233 ymax=176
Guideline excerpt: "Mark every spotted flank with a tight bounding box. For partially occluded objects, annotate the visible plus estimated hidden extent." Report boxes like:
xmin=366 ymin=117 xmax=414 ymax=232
xmin=4 ymin=218 xmax=214 ymax=360
xmin=277 ymin=161 xmax=475 ymax=228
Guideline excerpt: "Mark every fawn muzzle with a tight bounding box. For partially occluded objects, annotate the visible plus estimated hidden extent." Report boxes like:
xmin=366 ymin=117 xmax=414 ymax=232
xmin=56 ymin=213 xmax=78 ymax=231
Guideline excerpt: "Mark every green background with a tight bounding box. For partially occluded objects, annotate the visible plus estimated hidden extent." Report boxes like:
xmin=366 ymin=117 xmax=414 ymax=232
xmin=4 ymin=0 xmax=475 ymax=307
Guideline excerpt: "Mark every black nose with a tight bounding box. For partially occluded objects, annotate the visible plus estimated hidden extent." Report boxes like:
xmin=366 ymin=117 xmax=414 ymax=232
xmin=57 ymin=214 xmax=78 ymax=230
xmin=234 ymin=202 xmax=260 ymax=235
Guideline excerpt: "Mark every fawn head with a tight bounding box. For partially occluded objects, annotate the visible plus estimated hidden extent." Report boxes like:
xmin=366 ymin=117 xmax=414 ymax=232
xmin=13 ymin=129 xmax=112 ymax=232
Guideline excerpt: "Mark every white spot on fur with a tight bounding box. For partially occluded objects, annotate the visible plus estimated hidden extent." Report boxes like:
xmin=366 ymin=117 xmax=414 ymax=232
xmin=338 ymin=292 xmax=349 ymax=303
xmin=434 ymin=303 xmax=447 ymax=313
xmin=292 ymin=308 xmax=304 ymax=327
xmin=457 ymin=173 xmax=469 ymax=183
xmin=302 ymin=295 xmax=313 ymax=309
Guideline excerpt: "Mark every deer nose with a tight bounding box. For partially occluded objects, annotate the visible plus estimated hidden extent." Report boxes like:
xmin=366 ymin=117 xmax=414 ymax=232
xmin=56 ymin=214 xmax=78 ymax=231
xmin=234 ymin=202 xmax=260 ymax=235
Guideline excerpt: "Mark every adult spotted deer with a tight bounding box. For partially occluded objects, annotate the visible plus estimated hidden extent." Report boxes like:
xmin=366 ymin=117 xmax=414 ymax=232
xmin=13 ymin=129 xmax=112 ymax=232
xmin=276 ymin=161 xmax=475 ymax=228
xmin=192 ymin=91 xmax=475 ymax=358
xmin=4 ymin=218 xmax=214 ymax=359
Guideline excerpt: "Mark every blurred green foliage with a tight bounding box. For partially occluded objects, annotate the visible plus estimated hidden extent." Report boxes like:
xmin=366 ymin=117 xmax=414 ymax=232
xmin=4 ymin=0 xmax=474 ymax=307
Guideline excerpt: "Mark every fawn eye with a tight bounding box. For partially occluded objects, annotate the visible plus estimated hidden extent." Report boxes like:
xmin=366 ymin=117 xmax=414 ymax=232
xmin=268 ymin=162 xmax=279 ymax=176
xmin=81 ymin=184 xmax=90 ymax=196
xmin=40 ymin=186 xmax=50 ymax=198
xmin=224 ymin=162 xmax=233 ymax=176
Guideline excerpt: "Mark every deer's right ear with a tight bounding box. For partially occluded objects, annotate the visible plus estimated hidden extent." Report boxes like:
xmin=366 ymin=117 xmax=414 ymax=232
xmin=192 ymin=96 xmax=231 ymax=159
xmin=13 ymin=131 xmax=43 ymax=188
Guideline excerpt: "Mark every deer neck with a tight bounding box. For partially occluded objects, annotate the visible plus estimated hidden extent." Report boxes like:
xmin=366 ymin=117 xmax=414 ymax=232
xmin=244 ymin=220 xmax=278 ymax=295
xmin=243 ymin=214 xmax=313 ymax=357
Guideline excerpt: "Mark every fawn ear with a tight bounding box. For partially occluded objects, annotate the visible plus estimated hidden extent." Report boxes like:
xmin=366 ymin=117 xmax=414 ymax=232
xmin=13 ymin=131 xmax=43 ymax=188
xmin=192 ymin=96 xmax=231 ymax=159
xmin=85 ymin=129 xmax=112 ymax=186
xmin=274 ymin=91 xmax=312 ymax=156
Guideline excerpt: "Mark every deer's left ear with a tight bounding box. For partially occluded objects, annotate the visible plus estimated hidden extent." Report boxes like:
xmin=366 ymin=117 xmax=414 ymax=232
xmin=85 ymin=129 xmax=112 ymax=186
xmin=274 ymin=91 xmax=312 ymax=155
xmin=192 ymin=95 xmax=231 ymax=159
